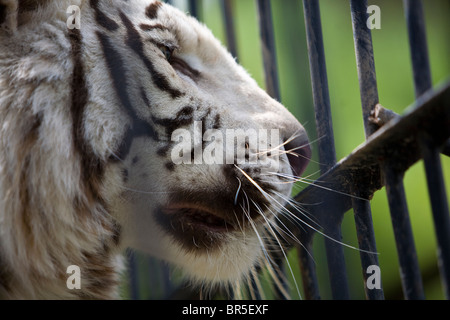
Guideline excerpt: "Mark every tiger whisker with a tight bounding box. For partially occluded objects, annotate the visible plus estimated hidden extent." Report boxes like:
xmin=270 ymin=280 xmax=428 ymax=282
xmin=235 ymin=166 xmax=301 ymax=298
xmin=269 ymin=171 xmax=369 ymax=202
xmin=252 ymin=201 xmax=301 ymax=299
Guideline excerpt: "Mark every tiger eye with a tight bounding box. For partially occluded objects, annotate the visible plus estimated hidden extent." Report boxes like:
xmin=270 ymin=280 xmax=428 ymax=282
xmin=159 ymin=45 xmax=173 ymax=61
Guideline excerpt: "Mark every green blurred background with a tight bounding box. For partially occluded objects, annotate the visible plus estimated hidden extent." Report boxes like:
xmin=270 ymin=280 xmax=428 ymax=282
xmin=127 ymin=0 xmax=450 ymax=299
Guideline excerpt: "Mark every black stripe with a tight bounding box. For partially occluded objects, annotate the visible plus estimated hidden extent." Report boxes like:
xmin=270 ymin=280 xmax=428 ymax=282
xmin=145 ymin=1 xmax=162 ymax=20
xmin=171 ymin=56 xmax=201 ymax=81
xmin=90 ymin=0 xmax=119 ymax=31
xmin=69 ymin=28 xmax=104 ymax=201
xmin=119 ymin=11 xmax=184 ymax=99
xmin=96 ymin=31 xmax=159 ymax=161
xmin=152 ymin=106 xmax=194 ymax=137
xmin=96 ymin=31 xmax=134 ymax=118
xmin=0 ymin=5 xmax=7 ymax=24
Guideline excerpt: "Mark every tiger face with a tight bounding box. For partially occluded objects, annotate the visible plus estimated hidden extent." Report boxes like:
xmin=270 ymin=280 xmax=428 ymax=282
xmin=0 ymin=0 xmax=310 ymax=298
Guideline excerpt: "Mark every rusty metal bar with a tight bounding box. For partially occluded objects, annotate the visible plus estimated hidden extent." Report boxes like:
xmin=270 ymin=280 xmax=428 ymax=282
xmin=404 ymin=0 xmax=450 ymax=299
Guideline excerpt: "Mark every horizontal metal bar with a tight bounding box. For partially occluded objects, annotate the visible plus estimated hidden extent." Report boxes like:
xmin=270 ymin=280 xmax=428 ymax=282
xmin=286 ymin=81 xmax=450 ymax=232
xmin=371 ymin=104 xmax=450 ymax=157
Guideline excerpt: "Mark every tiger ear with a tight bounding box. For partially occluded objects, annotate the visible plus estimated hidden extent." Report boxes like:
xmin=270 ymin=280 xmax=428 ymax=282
xmin=0 ymin=0 xmax=18 ymax=34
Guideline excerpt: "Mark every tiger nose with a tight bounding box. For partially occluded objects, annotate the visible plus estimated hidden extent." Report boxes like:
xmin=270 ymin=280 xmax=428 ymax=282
xmin=283 ymin=128 xmax=311 ymax=177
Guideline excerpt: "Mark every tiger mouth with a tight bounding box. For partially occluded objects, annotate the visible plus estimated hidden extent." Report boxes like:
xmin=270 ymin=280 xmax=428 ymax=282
xmin=160 ymin=204 xmax=236 ymax=233
xmin=154 ymin=188 xmax=273 ymax=250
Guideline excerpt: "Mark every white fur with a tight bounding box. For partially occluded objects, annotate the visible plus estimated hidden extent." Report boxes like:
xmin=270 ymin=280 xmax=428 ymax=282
xmin=0 ymin=0 xmax=308 ymax=299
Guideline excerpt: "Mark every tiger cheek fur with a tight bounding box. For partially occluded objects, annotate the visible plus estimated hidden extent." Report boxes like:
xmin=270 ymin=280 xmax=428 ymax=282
xmin=0 ymin=0 xmax=310 ymax=299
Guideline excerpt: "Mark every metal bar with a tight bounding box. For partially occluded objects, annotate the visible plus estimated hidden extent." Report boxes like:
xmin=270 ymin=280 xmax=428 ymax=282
xmin=403 ymin=0 xmax=432 ymax=97
xmin=288 ymin=83 xmax=450 ymax=298
xmin=383 ymin=164 xmax=425 ymax=299
xmin=347 ymin=0 xmax=385 ymax=299
xmin=350 ymin=0 xmax=426 ymax=299
xmin=302 ymin=0 xmax=349 ymax=300
xmin=127 ymin=250 xmax=140 ymax=300
xmin=404 ymin=0 xmax=450 ymax=299
xmin=301 ymin=0 xmax=331 ymax=300
xmin=256 ymin=0 xmax=281 ymax=101
xmin=323 ymin=222 xmax=350 ymax=299
xmin=289 ymin=82 xmax=450 ymax=221
xmin=349 ymin=0 xmax=379 ymax=139
xmin=297 ymin=230 xmax=321 ymax=299
xmin=421 ymin=134 xmax=450 ymax=299
xmin=188 ymin=0 xmax=199 ymax=20
xmin=352 ymin=198 xmax=384 ymax=299
xmin=302 ymin=0 xmax=336 ymax=172
xmin=255 ymin=0 xmax=288 ymax=299
xmin=221 ymin=0 xmax=238 ymax=59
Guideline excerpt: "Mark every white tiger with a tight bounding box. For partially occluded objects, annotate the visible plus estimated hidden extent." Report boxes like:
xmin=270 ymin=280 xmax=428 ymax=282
xmin=0 ymin=0 xmax=310 ymax=299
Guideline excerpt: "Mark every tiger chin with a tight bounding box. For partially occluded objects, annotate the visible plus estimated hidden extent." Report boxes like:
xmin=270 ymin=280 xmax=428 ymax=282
xmin=0 ymin=0 xmax=310 ymax=299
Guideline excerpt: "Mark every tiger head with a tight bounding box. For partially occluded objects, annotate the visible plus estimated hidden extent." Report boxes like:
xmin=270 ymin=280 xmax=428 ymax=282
xmin=0 ymin=0 xmax=310 ymax=298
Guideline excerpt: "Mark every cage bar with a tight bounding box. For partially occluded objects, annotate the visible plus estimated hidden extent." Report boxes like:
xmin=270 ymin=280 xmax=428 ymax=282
xmin=127 ymin=250 xmax=140 ymax=300
xmin=404 ymin=0 xmax=450 ymax=298
xmin=350 ymin=0 xmax=425 ymax=300
xmin=221 ymin=0 xmax=238 ymax=59
xmin=302 ymin=0 xmax=336 ymax=173
xmin=300 ymin=0 xmax=333 ymax=300
xmin=344 ymin=0 xmax=384 ymax=300
xmin=383 ymin=164 xmax=425 ymax=299
xmin=255 ymin=0 xmax=289 ymax=299
xmin=256 ymin=0 xmax=281 ymax=101
xmin=302 ymin=0 xmax=350 ymax=300
xmin=188 ymin=0 xmax=199 ymax=19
